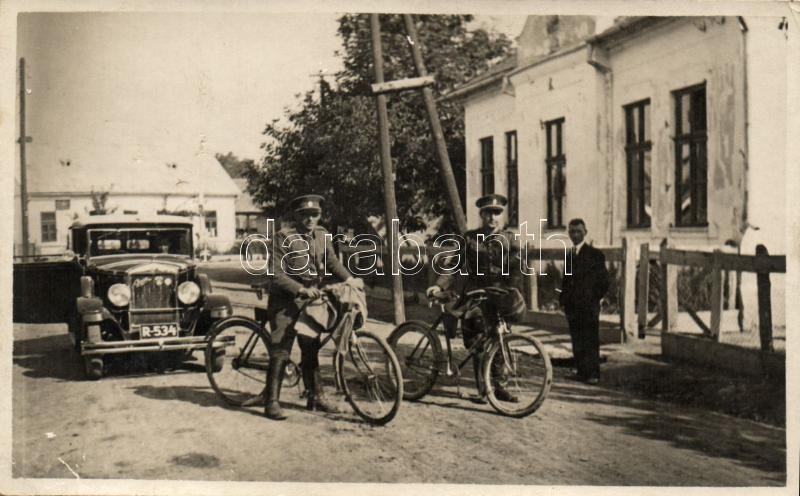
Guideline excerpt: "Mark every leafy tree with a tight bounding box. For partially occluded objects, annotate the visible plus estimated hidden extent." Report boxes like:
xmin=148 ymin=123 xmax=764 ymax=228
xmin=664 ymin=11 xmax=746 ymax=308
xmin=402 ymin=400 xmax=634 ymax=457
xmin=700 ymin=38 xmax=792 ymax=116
xmin=216 ymin=151 xmax=254 ymax=179
xmin=245 ymin=14 xmax=512 ymax=234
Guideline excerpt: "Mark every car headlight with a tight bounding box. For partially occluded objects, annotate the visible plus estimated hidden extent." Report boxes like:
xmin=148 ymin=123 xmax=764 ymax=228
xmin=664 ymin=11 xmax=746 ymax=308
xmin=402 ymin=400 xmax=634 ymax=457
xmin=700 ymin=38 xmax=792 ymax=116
xmin=108 ymin=283 xmax=131 ymax=307
xmin=177 ymin=281 xmax=201 ymax=305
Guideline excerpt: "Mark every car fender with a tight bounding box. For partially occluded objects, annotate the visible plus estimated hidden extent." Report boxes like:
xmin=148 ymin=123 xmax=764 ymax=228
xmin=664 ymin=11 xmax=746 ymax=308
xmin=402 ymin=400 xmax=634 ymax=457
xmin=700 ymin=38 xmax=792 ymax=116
xmin=76 ymin=296 xmax=105 ymax=323
xmin=204 ymin=294 xmax=232 ymax=319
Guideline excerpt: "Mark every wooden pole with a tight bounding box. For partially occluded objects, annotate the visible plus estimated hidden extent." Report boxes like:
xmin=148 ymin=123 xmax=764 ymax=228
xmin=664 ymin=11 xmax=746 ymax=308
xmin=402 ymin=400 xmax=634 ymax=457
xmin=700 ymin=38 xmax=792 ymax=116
xmin=18 ymin=58 xmax=31 ymax=258
xmin=370 ymin=14 xmax=405 ymax=324
xmin=622 ymin=237 xmax=637 ymax=341
xmin=401 ymin=14 xmax=468 ymax=235
xmin=637 ymin=242 xmax=650 ymax=338
xmin=710 ymin=249 xmax=724 ymax=341
xmin=755 ymin=244 xmax=773 ymax=352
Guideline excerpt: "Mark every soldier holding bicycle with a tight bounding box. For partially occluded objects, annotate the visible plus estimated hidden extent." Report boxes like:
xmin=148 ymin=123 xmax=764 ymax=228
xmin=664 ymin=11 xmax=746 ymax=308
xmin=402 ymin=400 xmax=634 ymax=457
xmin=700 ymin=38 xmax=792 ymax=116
xmin=426 ymin=194 xmax=526 ymax=403
xmin=263 ymin=194 xmax=363 ymax=420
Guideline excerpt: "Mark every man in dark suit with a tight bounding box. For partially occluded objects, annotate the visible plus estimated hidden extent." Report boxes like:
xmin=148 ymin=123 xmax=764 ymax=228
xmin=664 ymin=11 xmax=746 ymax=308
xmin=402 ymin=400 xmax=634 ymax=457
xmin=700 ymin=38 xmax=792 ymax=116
xmin=559 ymin=218 xmax=610 ymax=384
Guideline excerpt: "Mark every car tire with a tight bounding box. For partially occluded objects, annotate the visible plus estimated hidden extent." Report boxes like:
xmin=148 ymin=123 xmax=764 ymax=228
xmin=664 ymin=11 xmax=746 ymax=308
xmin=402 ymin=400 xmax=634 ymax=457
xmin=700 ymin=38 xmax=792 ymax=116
xmin=84 ymin=357 xmax=104 ymax=380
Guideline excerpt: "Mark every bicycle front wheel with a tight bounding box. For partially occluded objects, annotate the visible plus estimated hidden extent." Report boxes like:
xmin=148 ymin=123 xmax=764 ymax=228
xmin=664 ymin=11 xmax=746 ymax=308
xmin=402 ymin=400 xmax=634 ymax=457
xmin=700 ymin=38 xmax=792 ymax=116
xmin=205 ymin=316 xmax=271 ymax=407
xmin=483 ymin=333 xmax=552 ymax=418
xmin=336 ymin=329 xmax=403 ymax=425
xmin=387 ymin=321 xmax=441 ymax=401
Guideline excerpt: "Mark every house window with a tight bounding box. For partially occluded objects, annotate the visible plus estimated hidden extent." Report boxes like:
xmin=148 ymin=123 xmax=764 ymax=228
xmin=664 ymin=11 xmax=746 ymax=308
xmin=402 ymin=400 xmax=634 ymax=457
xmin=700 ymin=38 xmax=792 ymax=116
xmin=41 ymin=212 xmax=57 ymax=243
xmin=480 ymin=136 xmax=494 ymax=196
xmin=673 ymin=83 xmax=707 ymax=227
xmin=625 ymin=99 xmax=652 ymax=228
xmin=506 ymin=131 xmax=519 ymax=226
xmin=205 ymin=211 xmax=218 ymax=237
xmin=545 ymin=118 xmax=566 ymax=229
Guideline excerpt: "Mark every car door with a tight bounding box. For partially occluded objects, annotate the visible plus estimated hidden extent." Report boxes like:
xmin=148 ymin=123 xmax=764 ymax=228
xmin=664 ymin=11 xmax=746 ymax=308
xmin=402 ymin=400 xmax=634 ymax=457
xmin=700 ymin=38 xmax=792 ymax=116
xmin=13 ymin=258 xmax=82 ymax=324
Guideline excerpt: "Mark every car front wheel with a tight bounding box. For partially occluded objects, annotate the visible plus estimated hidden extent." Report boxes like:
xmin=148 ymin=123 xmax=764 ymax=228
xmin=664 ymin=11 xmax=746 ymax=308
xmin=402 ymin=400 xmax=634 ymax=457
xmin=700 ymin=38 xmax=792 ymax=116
xmin=84 ymin=356 xmax=104 ymax=380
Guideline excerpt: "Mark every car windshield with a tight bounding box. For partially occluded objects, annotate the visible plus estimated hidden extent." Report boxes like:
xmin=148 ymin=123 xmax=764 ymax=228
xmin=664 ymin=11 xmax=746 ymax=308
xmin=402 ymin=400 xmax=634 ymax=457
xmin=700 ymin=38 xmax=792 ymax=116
xmin=88 ymin=227 xmax=192 ymax=257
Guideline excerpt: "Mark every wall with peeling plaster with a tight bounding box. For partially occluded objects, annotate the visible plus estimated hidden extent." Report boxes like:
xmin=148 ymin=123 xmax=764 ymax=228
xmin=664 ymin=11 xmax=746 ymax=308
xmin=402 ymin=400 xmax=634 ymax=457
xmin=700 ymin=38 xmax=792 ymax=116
xmin=462 ymin=16 xmax=788 ymax=332
xmin=603 ymin=17 xmax=748 ymax=249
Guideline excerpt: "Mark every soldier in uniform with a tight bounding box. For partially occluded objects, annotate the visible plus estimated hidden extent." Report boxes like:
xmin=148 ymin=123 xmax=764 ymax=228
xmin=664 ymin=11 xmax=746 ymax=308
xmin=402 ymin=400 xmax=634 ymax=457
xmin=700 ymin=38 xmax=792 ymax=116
xmin=263 ymin=194 xmax=362 ymax=420
xmin=426 ymin=194 xmax=524 ymax=403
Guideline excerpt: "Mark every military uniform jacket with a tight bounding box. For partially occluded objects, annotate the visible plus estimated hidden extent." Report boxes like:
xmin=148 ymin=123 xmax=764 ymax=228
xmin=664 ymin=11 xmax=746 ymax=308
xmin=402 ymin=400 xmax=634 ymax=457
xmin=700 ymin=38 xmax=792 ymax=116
xmin=268 ymin=225 xmax=351 ymax=303
xmin=435 ymin=227 xmax=523 ymax=292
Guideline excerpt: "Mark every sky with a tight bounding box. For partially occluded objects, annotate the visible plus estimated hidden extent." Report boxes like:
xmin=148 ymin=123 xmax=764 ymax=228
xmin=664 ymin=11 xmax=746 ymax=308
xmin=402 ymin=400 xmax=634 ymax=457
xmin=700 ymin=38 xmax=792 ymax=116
xmin=15 ymin=13 xmax=581 ymax=164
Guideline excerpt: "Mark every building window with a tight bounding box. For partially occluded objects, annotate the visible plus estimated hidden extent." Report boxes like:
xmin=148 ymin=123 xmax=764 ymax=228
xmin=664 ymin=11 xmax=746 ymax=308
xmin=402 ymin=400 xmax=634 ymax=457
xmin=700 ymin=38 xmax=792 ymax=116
xmin=505 ymin=131 xmax=519 ymax=226
xmin=625 ymin=99 xmax=652 ymax=228
xmin=41 ymin=212 xmax=57 ymax=243
xmin=205 ymin=211 xmax=218 ymax=237
xmin=673 ymin=83 xmax=708 ymax=227
xmin=55 ymin=199 xmax=70 ymax=210
xmin=480 ymin=136 xmax=494 ymax=196
xmin=545 ymin=118 xmax=566 ymax=229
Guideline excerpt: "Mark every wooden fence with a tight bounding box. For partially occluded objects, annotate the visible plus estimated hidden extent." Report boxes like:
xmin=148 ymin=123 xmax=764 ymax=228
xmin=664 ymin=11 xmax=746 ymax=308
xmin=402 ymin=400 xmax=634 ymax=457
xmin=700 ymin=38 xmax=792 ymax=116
xmin=336 ymin=239 xmax=785 ymax=351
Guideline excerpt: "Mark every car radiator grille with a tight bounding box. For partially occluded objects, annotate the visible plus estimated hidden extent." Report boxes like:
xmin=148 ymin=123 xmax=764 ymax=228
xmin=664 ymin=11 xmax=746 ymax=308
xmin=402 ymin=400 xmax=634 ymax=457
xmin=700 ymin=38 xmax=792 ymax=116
xmin=129 ymin=275 xmax=179 ymax=326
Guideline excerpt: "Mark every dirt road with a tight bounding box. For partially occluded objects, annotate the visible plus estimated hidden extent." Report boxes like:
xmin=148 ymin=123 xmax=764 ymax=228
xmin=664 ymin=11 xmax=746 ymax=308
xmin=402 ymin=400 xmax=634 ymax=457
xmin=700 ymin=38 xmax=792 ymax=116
xmin=11 ymin=319 xmax=785 ymax=486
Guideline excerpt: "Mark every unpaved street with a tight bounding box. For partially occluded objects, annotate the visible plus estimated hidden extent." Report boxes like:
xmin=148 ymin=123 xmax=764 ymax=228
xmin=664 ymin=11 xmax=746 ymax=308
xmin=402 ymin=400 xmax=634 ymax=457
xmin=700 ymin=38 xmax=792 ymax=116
xmin=12 ymin=320 xmax=785 ymax=485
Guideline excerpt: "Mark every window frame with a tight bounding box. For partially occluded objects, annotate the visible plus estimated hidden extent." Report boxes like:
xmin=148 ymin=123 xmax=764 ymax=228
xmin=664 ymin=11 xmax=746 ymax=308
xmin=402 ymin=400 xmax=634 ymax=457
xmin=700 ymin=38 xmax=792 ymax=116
xmin=205 ymin=210 xmax=218 ymax=238
xmin=545 ymin=118 xmax=566 ymax=229
xmin=672 ymin=82 xmax=708 ymax=228
xmin=40 ymin=211 xmax=57 ymax=243
xmin=479 ymin=136 xmax=495 ymax=197
xmin=505 ymin=130 xmax=519 ymax=226
xmin=624 ymin=98 xmax=653 ymax=229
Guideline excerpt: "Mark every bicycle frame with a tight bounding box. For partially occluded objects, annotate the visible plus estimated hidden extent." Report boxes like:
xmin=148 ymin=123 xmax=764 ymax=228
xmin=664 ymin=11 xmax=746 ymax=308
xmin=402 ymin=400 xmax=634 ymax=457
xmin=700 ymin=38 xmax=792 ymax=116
xmin=424 ymin=293 xmax=509 ymax=380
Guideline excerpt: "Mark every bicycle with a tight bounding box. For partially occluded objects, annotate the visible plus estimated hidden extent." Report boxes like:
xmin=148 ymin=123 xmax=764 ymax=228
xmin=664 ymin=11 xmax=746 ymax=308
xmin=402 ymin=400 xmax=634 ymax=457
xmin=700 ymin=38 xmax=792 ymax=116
xmin=204 ymin=282 xmax=403 ymax=425
xmin=387 ymin=287 xmax=552 ymax=417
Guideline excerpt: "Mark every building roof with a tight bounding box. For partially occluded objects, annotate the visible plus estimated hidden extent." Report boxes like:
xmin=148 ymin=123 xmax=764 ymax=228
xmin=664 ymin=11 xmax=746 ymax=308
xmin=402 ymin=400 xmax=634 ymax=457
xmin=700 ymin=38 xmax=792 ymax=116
xmin=70 ymin=213 xmax=195 ymax=228
xmin=27 ymin=144 xmax=241 ymax=197
xmin=233 ymin=177 xmax=264 ymax=213
xmin=586 ymin=17 xmax=667 ymax=45
xmin=439 ymin=54 xmax=517 ymax=102
xmin=442 ymin=16 xmax=665 ymax=102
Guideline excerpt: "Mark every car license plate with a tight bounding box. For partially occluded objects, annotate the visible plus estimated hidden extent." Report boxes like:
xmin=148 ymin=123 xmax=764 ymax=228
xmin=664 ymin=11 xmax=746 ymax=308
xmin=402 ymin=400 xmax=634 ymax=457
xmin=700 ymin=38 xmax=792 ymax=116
xmin=140 ymin=324 xmax=179 ymax=338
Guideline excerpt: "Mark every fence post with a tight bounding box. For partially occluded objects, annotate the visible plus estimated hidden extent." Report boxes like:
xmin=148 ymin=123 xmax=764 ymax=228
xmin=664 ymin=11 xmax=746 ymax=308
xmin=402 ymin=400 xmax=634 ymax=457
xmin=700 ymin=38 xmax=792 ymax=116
xmin=525 ymin=269 xmax=539 ymax=311
xmin=622 ymin=237 xmax=637 ymax=341
xmin=659 ymin=239 xmax=669 ymax=334
xmin=637 ymin=243 xmax=650 ymax=338
xmin=755 ymin=244 xmax=774 ymax=352
xmin=710 ymin=249 xmax=724 ymax=341
xmin=619 ymin=238 xmax=628 ymax=337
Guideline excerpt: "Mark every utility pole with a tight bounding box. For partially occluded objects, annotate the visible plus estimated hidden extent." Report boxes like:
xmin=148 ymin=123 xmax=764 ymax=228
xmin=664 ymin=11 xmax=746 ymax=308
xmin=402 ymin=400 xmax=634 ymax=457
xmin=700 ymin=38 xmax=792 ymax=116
xmin=18 ymin=58 xmax=32 ymax=258
xmin=309 ymin=71 xmax=337 ymax=108
xmin=402 ymin=14 xmax=467 ymax=235
xmin=370 ymin=14 xmax=405 ymax=324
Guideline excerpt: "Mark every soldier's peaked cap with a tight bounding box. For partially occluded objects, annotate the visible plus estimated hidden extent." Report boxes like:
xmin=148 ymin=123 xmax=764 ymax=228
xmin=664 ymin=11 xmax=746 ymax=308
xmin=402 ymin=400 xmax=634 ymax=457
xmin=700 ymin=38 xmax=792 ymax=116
xmin=290 ymin=194 xmax=324 ymax=213
xmin=476 ymin=194 xmax=507 ymax=212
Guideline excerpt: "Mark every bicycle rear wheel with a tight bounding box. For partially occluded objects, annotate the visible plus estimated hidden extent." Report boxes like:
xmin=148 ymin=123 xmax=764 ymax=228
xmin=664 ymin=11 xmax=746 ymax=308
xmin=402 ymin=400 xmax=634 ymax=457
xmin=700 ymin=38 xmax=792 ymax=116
xmin=483 ymin=333 xmax=552 ymax=417
xmin=387 ymin=321 xmax=441 ymax=401
xmin=205 ymin=316 xmax=271 ymax=407
xmin=336 ymin=329 xmax=403 ymax=425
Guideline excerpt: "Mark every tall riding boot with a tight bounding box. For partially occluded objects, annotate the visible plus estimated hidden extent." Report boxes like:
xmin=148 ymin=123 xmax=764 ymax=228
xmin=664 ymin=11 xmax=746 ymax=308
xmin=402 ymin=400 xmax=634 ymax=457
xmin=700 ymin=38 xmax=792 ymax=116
xmin=305 ymin=367 xmax=343 ymax=413
xmin=490 ymin=355 xmax=519 ymax=403
xmin=470 ymin=355 xmax=488 ymax=404
xmin=264 ymin=356 xmax=287 ymax=420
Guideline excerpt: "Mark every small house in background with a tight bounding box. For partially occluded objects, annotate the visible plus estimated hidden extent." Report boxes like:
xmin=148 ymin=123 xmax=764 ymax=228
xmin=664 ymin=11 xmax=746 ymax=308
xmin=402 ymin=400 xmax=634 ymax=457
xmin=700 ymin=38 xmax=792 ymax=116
xmin=233 ymin=177 xmax=270 ymax=238
xmin=447 ymin=15 xmax=789 ymax=333
xmin=15 ymin=145 xmax=240 ymax=255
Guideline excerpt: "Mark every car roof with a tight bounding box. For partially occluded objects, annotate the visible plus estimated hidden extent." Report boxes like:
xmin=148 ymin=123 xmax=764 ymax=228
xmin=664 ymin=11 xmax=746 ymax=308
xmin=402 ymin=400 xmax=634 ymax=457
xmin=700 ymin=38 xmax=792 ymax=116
xmin=70 ymin=213 xmax=195 ymax=228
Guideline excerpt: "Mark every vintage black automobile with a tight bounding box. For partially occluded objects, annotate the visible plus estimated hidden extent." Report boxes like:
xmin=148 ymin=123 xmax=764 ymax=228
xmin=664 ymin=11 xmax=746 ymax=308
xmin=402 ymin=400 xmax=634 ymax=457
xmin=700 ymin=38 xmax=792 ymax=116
xmin=13 ymin=214 xmax=232 ymax=379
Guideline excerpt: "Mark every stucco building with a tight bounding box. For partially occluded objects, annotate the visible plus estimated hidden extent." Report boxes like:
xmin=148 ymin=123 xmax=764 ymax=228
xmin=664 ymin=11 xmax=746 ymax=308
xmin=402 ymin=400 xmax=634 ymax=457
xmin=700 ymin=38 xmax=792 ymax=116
xmin=14 ymin=145 xmax=240 ymax=255
xmin=448 ymin=16 xmax=789 ymax=330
